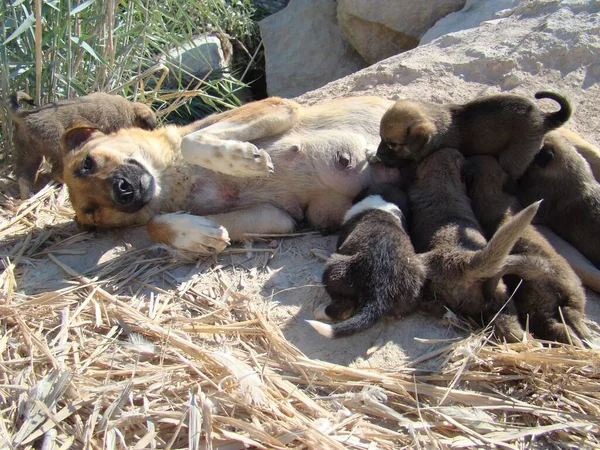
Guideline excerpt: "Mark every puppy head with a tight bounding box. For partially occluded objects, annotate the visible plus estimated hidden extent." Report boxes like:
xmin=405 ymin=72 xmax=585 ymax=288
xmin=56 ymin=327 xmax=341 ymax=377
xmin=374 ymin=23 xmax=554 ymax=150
xmin=415 ymin=147 xmax=465 ymax=187
xmin=353 ymin=183 xmax=409 ymax=214
xmin=462 ymin=156 xmax=515 ymax=200
xmin=377 ymin=101 xmax=435 ymax=167
xmin=61 ymin=123 xmax=162 ymax=228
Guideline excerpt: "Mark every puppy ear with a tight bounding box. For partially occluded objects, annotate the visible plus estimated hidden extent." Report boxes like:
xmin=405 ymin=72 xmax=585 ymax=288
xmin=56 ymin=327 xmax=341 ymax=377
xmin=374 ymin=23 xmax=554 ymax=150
xmin=533 ymin=147 xmax=555 ymax=168
xmin=407 ymin=123 xmax=433 ymax=153
xmin=61 ymin=123 xmax=102 ymax=154
xmin=133 ymin=103 xmax=157 ymax=130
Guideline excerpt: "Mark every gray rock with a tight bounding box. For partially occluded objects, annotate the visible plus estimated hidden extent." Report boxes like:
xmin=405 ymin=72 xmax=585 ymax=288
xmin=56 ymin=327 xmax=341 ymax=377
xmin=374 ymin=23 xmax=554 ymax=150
xmin=337 ymin=0 xmax=466 ymax=64
xmin=259 ymin=0 xmax=366 ymax=98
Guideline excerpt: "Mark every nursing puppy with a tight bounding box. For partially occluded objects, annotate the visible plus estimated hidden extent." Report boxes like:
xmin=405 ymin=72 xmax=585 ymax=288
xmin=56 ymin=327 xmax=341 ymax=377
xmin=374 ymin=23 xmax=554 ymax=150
xmin=308 ymin=184 xmax=426 ymax=338
xmin=518 ymin=130 xmax=600 ymax=268
xmin=464 ymin=156 xmax=591 ymax=347
xmin=409 ymin=148 xmax=540 ymax=342
xmin=376 ymin=91 xmax=571 ymax=179
xmin=9 ymin=92 xmax=156 ymax=198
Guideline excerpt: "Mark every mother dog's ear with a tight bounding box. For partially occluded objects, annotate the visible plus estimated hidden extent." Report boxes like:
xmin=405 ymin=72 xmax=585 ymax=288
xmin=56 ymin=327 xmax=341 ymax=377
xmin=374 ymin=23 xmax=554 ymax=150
xmin=61 ymin=122 xmax=103 ymax=154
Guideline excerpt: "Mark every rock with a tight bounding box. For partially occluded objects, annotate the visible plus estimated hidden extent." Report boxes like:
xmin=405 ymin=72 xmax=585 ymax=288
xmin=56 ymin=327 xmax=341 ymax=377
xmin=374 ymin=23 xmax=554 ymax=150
xmin=259 ymin=0 xmax=366 ymax=98
xmin=337 ymin=0 xmax=466 ymax=64
xmin=297 ymin=0 xmax=600 ymax=147
xmin=162 ymin=33 xmax=232 ymax=88
xmin=420 ymin=0 xmax=521 ymax=45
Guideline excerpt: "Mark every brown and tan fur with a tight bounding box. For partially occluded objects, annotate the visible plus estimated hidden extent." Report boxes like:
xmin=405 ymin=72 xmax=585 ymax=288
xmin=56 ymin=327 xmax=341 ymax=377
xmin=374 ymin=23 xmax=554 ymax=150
xmin=518 ymin=129 xmax=600 ymax=269
xmin=376 ymin=91 xmax=571 ymax=179
xmin=464 ymin=156 xmax=591 ymax=347
xmin=60 ymin=96 xmax=402 ymax=252
xmin=556 ymin=127 xmax=600 ymax=181
xmin=9 ymin=92 xmax=157 ymax=198
xmin=409 ymin=148 xmax=540 ymax=342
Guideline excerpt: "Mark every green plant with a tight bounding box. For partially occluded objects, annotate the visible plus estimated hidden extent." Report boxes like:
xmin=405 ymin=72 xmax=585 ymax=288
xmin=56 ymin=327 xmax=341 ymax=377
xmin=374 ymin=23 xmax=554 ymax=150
xmin=0 ymin=0 xmax=262 ymax=162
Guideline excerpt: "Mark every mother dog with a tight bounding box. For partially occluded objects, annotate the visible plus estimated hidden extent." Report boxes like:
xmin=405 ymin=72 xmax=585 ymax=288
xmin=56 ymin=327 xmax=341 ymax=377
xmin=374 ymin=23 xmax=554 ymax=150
xmin=60 ymin=97 xmax=401 ymax=252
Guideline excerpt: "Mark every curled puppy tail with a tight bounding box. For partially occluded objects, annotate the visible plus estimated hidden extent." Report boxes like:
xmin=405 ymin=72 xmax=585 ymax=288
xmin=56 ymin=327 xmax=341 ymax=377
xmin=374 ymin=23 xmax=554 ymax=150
xmin=535 ymin=91 xmax=572 ymax=130
xmin=307 ymin=299 xmax=384 ymax=338
xmin=468 ymin=200 xmax=541 ymax=279
xmin=9 ymin=91 xmax=36 ymax=115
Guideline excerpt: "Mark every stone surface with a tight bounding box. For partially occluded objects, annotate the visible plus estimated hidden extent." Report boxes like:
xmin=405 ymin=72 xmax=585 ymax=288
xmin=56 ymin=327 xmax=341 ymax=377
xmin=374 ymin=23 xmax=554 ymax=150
xmin=259 ymin=0 xmax=366 ymax=98
xmin=162 ymin=33 xmax=232 ymax=87
xmin=421 ymin=0 xmax=521 ymax=45
xmin=337 ymin=0 xmax=466 ymax=64
xmin=298 ymin=0 xmax=600 ymax=148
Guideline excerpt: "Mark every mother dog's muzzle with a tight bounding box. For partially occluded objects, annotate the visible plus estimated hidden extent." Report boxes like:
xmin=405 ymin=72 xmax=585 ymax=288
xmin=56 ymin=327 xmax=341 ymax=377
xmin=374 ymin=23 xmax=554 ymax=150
xmin=109 ymin=160 xmax=155 ymax=213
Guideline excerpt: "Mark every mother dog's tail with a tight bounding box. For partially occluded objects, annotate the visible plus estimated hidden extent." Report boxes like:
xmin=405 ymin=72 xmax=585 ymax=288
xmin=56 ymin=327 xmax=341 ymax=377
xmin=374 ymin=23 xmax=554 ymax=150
xmin=467 ymin=200 xmax=542 ymax=279
xmin=307 ymin=300 xmax=384 ymax=339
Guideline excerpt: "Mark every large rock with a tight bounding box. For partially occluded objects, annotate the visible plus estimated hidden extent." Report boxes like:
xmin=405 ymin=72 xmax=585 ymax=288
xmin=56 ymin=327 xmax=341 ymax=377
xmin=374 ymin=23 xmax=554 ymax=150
xmin=259 ymin=0 xmax=366 ymax=98
xmin=337 ymin=0 xmax=466 ymax=64
xmin=298 ymin=0 xmax=600 ymax=147
xmin=421 ymin=0 xmax=521 ymax=45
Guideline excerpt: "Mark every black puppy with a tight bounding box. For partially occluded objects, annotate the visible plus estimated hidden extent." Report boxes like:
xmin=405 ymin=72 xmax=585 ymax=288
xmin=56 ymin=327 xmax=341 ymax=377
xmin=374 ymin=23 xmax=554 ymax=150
xmin=308 ymin=184 xmax=426 ymax=338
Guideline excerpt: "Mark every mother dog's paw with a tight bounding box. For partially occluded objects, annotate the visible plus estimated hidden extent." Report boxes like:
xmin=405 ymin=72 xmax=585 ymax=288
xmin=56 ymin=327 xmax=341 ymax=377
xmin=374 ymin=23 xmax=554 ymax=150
xmin=181 ymin=134 xmax=274 ymax=177
xmin=147 ymin=213 xmax=230 ymax=253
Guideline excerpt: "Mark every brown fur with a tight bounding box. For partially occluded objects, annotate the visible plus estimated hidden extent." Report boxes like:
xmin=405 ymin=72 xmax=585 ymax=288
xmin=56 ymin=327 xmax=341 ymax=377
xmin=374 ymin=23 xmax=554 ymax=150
xmin=556 ymin=127 xmax=600 ymax=181
xmin=376 ymin=91 xmax=571 ymax=179
xmin=518 ymin=129 xmax=600 ymax=268
xmin=9 ymin=92 xmax=157 ymax=198
xmin=60 ymin=96 xmax=402 ymax=251
xmin=464 ymin=156 xmax=591 ymax=347
xmin=409 ymin=148 xmax=540 ymax=342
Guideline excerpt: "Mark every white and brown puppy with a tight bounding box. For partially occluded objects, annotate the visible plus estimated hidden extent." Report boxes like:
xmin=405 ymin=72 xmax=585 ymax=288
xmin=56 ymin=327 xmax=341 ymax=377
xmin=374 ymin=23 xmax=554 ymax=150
xmin=464 ymin=155 xmax=591 ymax=347
xmin=9 ymin=92 xmax=157 ymax=199
xmin=376 ymin=91 xmax=571 ymax=179
xmin=409 ymin=148 xmax=540 ymax=342
xmin=518 ymin=130 xmax=600 ymax=268
xmin=308 ymin=184 xmax=426 ymax=338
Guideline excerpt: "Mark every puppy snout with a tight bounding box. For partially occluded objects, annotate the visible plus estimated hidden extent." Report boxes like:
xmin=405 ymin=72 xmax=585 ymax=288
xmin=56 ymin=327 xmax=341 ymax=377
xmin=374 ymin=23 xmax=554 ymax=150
xmin=376 ymin=141 xmax=409 ymax=168
xmin=109 ymin=161 xmax=155 ymax=213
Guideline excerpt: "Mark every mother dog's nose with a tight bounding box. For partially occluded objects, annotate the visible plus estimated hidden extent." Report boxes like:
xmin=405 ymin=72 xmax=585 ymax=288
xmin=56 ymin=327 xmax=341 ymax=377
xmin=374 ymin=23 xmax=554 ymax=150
xmin=112 ymin=177 xmax=135 ymax=205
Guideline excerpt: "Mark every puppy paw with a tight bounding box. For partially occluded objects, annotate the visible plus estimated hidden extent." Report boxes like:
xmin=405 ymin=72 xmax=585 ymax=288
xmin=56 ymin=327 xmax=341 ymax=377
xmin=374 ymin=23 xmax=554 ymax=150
xmin=147 ymin=213 xmax=230 ymax=253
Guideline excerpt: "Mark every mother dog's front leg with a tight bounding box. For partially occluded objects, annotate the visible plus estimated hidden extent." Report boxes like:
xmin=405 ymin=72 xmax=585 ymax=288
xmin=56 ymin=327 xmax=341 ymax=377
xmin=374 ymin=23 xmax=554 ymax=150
xmin=147 ymin=204 xmax=295 ymax=253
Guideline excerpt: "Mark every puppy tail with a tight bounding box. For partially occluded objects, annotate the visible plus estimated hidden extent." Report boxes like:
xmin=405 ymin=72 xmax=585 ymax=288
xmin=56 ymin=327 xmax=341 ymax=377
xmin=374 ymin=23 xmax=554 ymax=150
xmin=307 ymin=300 xmax=384 ymax=339
xmin=9 ymin=91 xmax=36 ymax=115
xmin=468 ymin=200 xmax=541 ymax=279
xmin=535 ymin=91 xmax=572 ymax=130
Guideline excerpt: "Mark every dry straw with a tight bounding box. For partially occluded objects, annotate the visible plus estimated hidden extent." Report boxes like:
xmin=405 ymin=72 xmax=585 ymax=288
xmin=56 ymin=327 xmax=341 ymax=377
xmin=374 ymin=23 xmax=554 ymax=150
xmin=1 ymin=179 xmax=599 ymax=449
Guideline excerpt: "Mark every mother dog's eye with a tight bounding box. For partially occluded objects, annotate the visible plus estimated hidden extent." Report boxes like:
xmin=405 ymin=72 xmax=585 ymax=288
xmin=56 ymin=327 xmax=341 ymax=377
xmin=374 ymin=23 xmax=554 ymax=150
xmin=81 ymin=156 xmax=95 ymax=174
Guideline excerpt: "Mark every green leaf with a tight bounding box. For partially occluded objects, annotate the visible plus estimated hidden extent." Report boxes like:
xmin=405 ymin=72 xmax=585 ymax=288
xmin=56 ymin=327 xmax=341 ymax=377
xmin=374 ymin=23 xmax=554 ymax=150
xmin=3 ymin=13 xmax=35 ymax=45
xmin=70 ymin=0 xmax=97 ymax=16
xmin=70 ymin=35 xmax=105 ymax=63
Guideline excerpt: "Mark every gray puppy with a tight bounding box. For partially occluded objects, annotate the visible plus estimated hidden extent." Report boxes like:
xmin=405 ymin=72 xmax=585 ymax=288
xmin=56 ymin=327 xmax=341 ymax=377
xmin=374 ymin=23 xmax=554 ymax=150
xmin=518 ymin=130 xmax=600 ymax=268
xmin=376 ymin=91 xmax=571 ymax=179
xmin=9 ymin=91 xmax=157 ymax=198
xmin=308 ymin=184 xmax=426 ymax=338
xmin=409 ymin=148 xmax=540 ymax=342
xmin=464 ymin=155 xmax=591 ymax=347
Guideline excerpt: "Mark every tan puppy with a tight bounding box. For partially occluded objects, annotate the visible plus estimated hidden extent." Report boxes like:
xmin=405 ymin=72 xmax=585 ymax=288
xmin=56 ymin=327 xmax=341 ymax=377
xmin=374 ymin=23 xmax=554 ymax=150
xmin=409 ymin=148 xmax=540 ymax=342
xmin=376 ymin=91 xmax=571 ymax=179
xmin=555 ymin=127 xmax=600 ymax=181
xmin=60 ymin=96 xmax=403 ymax=252
xmin=9 ymin=92 xmax=157 ymax=199
xmin=464 ymin=156 xmax=591 ymax=347
xmin=518 ymin=129 xmax=600 ymax=268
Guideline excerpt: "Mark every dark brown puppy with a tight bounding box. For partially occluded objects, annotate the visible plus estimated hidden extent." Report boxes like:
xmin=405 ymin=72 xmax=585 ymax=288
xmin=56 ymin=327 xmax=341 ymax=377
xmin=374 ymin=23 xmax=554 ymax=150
xmin=308 ymin=184 xmax=426 ymax=338
xmin=464 ymin=155 xmax=591 ymax=347
xmin=409 ymin=148 xmax=540 ymax=342
xmin=518 ymin=130 xmax=600 ymax=268
xmin=9 ymin=91 xmax=156 ymax=198
xmin=376 ymin=91 xmax=571 ymax=179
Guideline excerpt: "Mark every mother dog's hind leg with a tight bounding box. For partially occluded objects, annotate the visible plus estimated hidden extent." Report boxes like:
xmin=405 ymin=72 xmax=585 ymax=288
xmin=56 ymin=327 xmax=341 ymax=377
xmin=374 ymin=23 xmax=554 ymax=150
xmin=181 ymin=98 xmax=300 ymax=178
xmin=147 ymin=203 xmax=295 ymax=253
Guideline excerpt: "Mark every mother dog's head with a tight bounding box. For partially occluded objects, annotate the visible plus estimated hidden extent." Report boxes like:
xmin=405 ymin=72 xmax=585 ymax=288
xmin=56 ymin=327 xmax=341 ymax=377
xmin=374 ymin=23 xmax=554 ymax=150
xmin=61 ymin=124 xmax=166 ymax=229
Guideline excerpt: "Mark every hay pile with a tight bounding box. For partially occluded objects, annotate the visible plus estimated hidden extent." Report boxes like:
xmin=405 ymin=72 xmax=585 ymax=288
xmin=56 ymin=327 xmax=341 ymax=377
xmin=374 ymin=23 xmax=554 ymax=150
xmin=1 ymin=178 xmax=599 ymax=449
